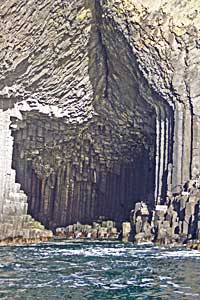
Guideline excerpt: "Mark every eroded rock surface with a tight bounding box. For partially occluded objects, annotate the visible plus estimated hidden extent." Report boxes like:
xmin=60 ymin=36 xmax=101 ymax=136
xmin=0 ymin=109 xmax=52 ymax=243
xmin=130 ymin=176 xmax=200 ymax=244
xmin=55 ymin=219 xmax=119 ymax=239
xmin=0 ymin=0 xmax=200 ymax=242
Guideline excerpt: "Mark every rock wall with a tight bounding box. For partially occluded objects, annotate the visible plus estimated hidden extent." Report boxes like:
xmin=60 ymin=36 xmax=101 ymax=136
xmin=0 ymin=0 xmax=156 ymax=230
xmin=103 ymin=0 xmax=200 ymax=196
xmin=0 ymin=0 xmax=200 ymax=236
xmin=129 ymin=176 xmax=200 ymax=245
xmin=0 ymin=109 xmax=52 ymax=243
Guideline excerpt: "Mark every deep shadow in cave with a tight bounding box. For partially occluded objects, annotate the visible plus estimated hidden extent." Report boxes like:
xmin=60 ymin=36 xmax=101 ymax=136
xmin=11 ymin=110 xmax=156 ymax=230
xmin=10 ymin=1 xmax=175 ymax=231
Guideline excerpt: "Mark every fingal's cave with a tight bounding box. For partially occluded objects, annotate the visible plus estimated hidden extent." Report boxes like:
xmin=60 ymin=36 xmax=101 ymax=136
xmin=0 ymin=0 xmax=200 ymax=244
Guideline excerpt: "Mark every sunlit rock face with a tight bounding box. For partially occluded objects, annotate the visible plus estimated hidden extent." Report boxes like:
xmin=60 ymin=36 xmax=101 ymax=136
xmin=0 ymin=109 xmax=52 ymax=242
xmin=104 ymin=0 xmax=200 ymax=196
xmin=0 ymin=0 xmax=200 ymax=231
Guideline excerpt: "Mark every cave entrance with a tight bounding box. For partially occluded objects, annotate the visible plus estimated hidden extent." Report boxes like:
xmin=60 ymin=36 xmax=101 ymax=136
xmin=11 ymin=109 xmax=156 ymax=230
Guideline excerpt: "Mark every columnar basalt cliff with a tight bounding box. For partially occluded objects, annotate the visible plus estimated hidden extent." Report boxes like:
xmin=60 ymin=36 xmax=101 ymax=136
xmin=0 ymin=109 xmax=52 ymax=243
xmin=0 ymin=0 xmax=200 ymax=242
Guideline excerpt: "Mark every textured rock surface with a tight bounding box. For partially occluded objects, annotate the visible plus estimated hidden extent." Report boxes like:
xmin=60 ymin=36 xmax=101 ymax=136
xmin=0 ymin=109 xmax=52 ymax=243
xmin=0 ymin=0 xmax=200 ymax=239
xmin=130 ymin=176 xmax=200 ymax=244
xmin=55 ymin=219 xmax=119 ymax=239
xmin=1 ymin=0 xmax=156 ymax=230
xmin=103 ymin=0 xmax=200 ymax=198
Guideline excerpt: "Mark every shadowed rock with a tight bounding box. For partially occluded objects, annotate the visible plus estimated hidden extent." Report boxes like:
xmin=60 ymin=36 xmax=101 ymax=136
xmin=0 ymin=0 xmax=200 ymax=242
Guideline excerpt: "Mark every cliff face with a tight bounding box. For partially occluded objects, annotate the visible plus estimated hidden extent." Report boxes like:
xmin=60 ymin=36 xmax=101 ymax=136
xmin=0 ymin=109 xmax=52 ymax=243
xmin=105 ymin=0 xmax=200 ymax=196
xmin=0 ymin=0 xmax=200 ymax=235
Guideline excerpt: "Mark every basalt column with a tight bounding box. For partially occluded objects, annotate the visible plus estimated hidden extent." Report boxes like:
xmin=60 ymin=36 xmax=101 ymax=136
xmin=12 ymin=107 xmax=156 ymax=229
xmin=97 ymin=1 xmax=174 ymax=205
xmin=0 ymin=107 xmax=52 ymax=242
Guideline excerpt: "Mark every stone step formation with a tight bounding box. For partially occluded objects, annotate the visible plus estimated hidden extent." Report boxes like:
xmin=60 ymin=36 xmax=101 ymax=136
xmin=55 ymin=220 xmax=119 ymax=239
xmin=122 ymin=176 xmax=200 ymax=245
xmin=0 ymin=109 xmax=52 ymax=244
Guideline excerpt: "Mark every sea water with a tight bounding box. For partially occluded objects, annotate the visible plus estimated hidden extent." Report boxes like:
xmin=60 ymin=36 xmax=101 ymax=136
xmin=0 ymin=241 xmax=199 ymax=300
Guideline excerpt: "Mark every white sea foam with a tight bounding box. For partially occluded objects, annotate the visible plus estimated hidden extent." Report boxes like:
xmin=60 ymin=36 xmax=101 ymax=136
xmin=0 ymin=242 xmax=199 ymax=299
xmin=154 ymin=250 xmax=200 ymax=259
xmin=167 ymin=281 xmax=180 ymax=288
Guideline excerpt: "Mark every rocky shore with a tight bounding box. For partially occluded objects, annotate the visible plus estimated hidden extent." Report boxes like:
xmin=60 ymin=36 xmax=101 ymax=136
xmin=55 ymin=219 xmax=119 ymax=240
xmin=0 ymin=235 xmax=53 ymax=246
xmin=55 ymin=176 xmax=200 ymax=248
xmin=0 ymin=217 xmax=53 ymax=246
xmin=121 ymin=176 xmax=200 ymax=246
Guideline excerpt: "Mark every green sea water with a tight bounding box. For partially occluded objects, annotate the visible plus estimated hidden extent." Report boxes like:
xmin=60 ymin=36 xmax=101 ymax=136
xmin=0 ymin=241 xmax=199 ymax=300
